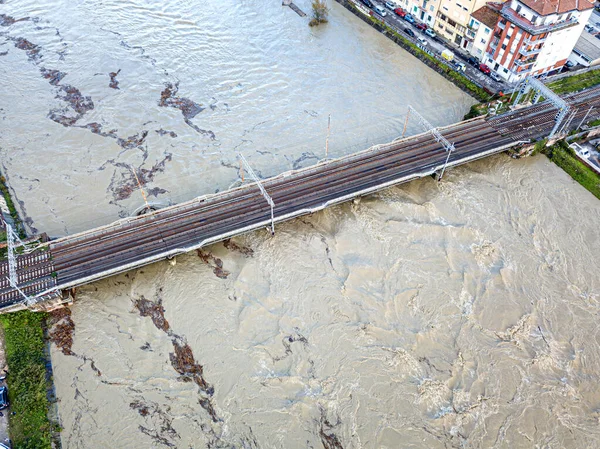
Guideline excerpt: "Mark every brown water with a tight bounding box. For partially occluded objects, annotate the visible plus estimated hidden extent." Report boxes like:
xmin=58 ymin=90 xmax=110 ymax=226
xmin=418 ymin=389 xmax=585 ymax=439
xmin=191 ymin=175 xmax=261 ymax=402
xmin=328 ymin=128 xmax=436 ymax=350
xmin=3 ymin=1 xmax=600 ymax=448
xmin=0 ymin=0 xmax=471 ymax=237
xmin=48 ymin=155 xmax=600 ymax=448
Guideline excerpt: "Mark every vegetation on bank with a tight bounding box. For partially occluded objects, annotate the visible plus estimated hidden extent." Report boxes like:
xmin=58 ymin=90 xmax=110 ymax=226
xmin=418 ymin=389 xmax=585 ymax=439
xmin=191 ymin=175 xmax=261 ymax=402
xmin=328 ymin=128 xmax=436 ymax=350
xmin=0 ymin=311 xmax=53 ymax=449
xmin=539 ymin=139 xmax=600 ymax=199
xmin=546 ymin=69 xmax=600 ymax=95
xmin=343 ymin=1 xmax=490 ymax=102
xmin=310 ymin=0 xmax=329 ymax=26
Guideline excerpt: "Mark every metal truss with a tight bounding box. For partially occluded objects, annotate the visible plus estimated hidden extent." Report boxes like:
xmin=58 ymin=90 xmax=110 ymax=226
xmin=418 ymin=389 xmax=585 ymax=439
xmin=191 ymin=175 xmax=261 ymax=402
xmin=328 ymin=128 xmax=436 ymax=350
xmin=238 ymin=153 xmax=275 ymax=235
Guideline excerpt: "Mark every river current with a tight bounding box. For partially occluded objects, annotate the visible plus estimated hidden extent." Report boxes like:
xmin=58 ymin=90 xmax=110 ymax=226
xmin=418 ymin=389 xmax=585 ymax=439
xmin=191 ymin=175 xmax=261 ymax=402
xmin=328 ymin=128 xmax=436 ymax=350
xmin=2 ymin=0 xmax=600 ymax=448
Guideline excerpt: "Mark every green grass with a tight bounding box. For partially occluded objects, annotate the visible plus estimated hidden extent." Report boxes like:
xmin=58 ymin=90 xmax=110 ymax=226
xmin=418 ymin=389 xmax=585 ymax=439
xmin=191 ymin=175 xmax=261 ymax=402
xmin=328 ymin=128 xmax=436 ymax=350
xmin=0 ymin=311 xmax=52 ymax=449
xmin=546 ymin=69 xmax=600 ymax=95
xmin=543 ymin=140 xmax=600 ymax=200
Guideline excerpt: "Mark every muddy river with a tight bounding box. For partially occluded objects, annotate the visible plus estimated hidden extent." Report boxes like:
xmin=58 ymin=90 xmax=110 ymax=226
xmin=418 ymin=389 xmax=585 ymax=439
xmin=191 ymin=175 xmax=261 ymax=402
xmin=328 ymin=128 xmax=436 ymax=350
xmin=2 ymin=0 xmax=600 ymax=448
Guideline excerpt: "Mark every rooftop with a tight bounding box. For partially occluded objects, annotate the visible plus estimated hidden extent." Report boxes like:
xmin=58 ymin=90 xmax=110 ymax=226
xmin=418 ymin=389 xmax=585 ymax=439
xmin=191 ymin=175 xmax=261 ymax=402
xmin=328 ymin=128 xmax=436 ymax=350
xmin=472 ymin=3 xmax=502 ymax=28
xmin=574 ymin=30 xmax=600 ymax=62
xmin=519 ymin=0 xmax=594 ymax=16
xmin=501 ymin=3 xmax=580 ymax=34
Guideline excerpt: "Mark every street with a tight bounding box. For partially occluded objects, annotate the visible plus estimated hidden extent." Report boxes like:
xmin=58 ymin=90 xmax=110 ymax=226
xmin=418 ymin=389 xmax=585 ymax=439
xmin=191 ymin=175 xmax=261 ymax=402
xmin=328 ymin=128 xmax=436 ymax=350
xmin=369 ymin=2 xmax=510 ymax=93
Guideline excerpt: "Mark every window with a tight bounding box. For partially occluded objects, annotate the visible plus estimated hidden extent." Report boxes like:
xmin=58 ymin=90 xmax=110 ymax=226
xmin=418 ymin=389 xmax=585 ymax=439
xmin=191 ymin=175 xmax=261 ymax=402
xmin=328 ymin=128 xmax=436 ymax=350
xmin=501 ymin=44 xmax=507 ymax=49
xmin=503 ymin=68 xmax=508 ymax=73
xmin=443 ymin=6 xmax=448 ymax=11
xmin=532 ymin=15 xmax=538 ymax=23
xmin=440 ymin=13 xmax=447 ymax=20
xmin=456 ymin=2 xmax=462 ymax=7
xmin=506 ymin=34 xmax=511 ymax=40
xmin=448 ymin=18 xmax=457 ymax=26
xmin=480 ymin=38 xmax=486 ymax=44
xmin=516 ymin=5 xmax=521 ymax=13
xmin=484 ymin=27 xmax=490 ymax=34
xmin=430 ymin=5 xmax=434 ymax=11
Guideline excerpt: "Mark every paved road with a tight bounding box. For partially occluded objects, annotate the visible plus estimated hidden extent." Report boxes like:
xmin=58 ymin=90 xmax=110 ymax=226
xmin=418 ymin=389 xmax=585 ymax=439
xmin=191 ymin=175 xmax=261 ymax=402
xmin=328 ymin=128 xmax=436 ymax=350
xmin=371 ymin=2 xmax=509 ymax=93
xmin=2 ymin=85 xmax=600 ymax=310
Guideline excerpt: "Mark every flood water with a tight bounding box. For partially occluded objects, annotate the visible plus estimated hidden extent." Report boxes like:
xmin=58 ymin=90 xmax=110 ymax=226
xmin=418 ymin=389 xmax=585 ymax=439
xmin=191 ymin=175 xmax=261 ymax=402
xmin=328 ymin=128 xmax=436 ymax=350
xmin=2 ymin=1 xmax=600 ymax=449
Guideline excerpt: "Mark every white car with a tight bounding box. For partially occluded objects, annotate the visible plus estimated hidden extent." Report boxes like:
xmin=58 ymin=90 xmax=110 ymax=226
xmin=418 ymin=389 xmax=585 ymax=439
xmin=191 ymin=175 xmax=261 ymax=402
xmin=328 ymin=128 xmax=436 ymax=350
xmin=417 ymin=36 xmax=428 ymax=46
xmin=374 ymin=4 xmax=387 ymax=16
xmin=385 ymin=1 xmax=397 ymax=9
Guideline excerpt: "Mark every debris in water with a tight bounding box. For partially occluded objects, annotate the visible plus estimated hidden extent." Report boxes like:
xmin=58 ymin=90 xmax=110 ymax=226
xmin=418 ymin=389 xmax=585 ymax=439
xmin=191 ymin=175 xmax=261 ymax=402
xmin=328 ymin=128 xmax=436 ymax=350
xmin=117 ymin=130 xmax=148 ymax=150
xmin=40 ymin=67 xmax=66 ymax=86
xmin=159 ymin=82 xmax=215 ymax=139
xmin=155 ymin=129 xmax=178 ymax=138
xmin=197 ymin=250 xmax=230 ymax=279
xmin=109 ymin=69 xmax=121 ymax=89
xmin=12 ymin=37 xmax=41 ymax=60
xmin=0 ymin=14 xmax=28 ymax=27
xmin=223 ymin=239 xmax=254 ymax=257
xmin=48 ymin=307 xmax=75 ymax=356
xmin=133 ymin=295 xmax=170 ymax=333
xmin=319 ymin=412 xmax=344 ymax=449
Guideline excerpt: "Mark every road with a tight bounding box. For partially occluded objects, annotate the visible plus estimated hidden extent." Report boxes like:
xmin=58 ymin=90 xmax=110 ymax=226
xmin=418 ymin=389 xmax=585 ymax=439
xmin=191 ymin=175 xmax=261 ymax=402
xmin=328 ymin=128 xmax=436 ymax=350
xmin=1 ymin=85 xmax=600 ymax=310
xmin=369 ymin=1 xmax=508 ymax=92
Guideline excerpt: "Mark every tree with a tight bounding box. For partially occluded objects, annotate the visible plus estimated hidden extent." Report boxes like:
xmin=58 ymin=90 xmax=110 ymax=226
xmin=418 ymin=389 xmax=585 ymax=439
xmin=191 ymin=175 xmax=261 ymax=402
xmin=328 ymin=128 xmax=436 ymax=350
xmin=309 ymin=0 xmax=329 ymax=27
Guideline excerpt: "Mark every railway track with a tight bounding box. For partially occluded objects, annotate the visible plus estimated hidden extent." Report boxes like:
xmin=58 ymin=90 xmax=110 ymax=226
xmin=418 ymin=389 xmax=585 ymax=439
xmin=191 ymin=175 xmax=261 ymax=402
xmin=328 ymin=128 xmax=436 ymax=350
xmin=2 ymin=86 xmax=600 ymax=310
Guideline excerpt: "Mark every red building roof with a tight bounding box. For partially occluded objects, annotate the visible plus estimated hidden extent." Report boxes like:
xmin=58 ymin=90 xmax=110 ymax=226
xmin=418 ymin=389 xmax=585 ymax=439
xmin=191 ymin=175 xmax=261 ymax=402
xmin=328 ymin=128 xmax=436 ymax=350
xmin=519 ymin=0 xmax=594 ymax=16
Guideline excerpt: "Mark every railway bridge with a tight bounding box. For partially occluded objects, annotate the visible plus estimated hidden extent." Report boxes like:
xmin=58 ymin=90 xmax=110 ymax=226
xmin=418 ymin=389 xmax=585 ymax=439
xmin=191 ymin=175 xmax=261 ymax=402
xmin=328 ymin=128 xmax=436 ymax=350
xmin=2 ymin=84 xmax=600 ymax=312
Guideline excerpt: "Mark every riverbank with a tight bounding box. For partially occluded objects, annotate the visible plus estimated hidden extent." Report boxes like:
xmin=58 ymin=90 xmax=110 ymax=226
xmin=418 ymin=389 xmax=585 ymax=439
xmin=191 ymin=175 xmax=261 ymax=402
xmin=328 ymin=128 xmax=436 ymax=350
xmin=541 ymin=139 xmax=600 ymax=200
xmin=334 ymin=0 xmax=491 ymax=102
xmin=0 ymin=311 xmax=53 ymax=449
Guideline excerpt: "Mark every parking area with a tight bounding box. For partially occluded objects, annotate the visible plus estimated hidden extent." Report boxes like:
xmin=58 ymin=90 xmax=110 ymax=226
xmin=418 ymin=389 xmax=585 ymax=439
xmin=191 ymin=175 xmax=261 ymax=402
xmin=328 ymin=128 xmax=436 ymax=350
xmin=357 ymin=0 xmax=510 ymax=93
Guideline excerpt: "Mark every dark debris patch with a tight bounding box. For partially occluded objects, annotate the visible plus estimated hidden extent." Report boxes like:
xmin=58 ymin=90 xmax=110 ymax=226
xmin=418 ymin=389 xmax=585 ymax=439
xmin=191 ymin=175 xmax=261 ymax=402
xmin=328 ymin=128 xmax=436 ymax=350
xmin=133 ymin=295 xmax=170 ymax=333
xmin=155 ymin=129 xmax=178 ymax=138
xmin=40 ymin=67 xmax=66 ymax=86
xmin=12 ymin=37 xmax=41 ymax=60
xmin=109 ymin=69 xmax=121 ymax=89
xmin=111 ymin=154 xmax=172 ymax=201
xmin=159 ymin=82 xmax=215 ymax=139
xmin=77 ymin=122 xmax=118 ymax=138
xmin=0 ymin=14 xmax=29 ymax=27
xmin=117 ymin=130 xmax=148 ymax=150
xmin=197 ymin=250 xmax=230 ymax=279
xmin=319 ymin=412 xmax=344 ymax=449
xmin=223 ymin=238 xmax=253 ymax=257
xmin=48 ymin=307 xmax=75 ymax=356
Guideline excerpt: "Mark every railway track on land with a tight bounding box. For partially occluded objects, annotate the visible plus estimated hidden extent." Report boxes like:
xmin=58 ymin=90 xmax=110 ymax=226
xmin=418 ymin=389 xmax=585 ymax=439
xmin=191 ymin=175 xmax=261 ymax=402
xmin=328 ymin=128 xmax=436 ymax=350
xmin=2 ymin=86 xmax=600 ymax=309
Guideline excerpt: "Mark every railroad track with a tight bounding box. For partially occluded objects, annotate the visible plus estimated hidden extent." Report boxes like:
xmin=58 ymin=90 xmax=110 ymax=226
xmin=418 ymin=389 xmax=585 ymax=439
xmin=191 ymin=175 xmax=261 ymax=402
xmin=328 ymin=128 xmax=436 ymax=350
xmin=2 ymin=86 xmax=600 ymax=309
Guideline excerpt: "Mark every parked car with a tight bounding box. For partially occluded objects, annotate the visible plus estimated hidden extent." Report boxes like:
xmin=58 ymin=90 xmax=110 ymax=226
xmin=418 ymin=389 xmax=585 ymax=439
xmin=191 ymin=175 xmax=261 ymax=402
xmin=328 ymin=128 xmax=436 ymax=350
xmin=467 ymin=56 xmax=479 ymax=66
xmin=0 ymin=443 xmax=10 ymax=449
xmin=385 ymin=1 xmax=397 ymax=9
xmin=404 ymin=14 xmax=415 ymax=23
xmin=565 ymin=60 xmax=575 ymax=68
xmin=361 ymin=0 xmax=374 ymax=8
xmin=489 ymin=71 xmax=501 ymax=82
xmin=405 ymin=28 xmax=415 ymax=37
xmin=394 ymin=7 xmax=407 ymax=17
xmin=454 ymin=61 xmax=466 ymax=72
xmin=374 ymin=4 xmax=387 ymax=16
xmin=478 ymin=63 xmax=491 ymax=74
xmin=0 ymin=386 xmax=8 ymax=410
xmin=417 ymin=36 xmax=428 ymax=46
xmin=425 ymin=28 xmax=436 ymax=38
xmin=416 ymin=22 xmax=427 ymax=30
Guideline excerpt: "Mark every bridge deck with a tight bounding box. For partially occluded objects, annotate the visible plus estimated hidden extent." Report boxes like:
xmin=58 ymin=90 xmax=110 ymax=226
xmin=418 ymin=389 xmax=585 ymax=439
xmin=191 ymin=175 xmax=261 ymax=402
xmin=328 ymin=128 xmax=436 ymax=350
xmin=2 ymin=85 xmax=600 ymax=309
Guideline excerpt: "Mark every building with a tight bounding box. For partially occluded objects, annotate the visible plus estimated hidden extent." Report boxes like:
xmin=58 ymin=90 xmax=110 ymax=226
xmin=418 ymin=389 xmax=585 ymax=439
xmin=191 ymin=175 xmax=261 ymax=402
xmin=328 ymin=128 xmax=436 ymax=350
xmin=483 ymin=0 xmax=594 ymax=82
xmin=434 ymin=0 xmax=492 ymax=45
xmin=569 ymin=31 xmax=600 ymax=66
xmin=398 ymin=0 xmax=442 ymax=27
xmin=465 ymin=3 xmax=503 ymax=60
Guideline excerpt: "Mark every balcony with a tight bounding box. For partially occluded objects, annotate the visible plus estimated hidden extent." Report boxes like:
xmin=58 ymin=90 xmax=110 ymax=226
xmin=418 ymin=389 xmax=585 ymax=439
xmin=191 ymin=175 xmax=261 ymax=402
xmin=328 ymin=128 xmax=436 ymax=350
xmin=519 ymin=46 xmax=542 ymax=57
xmin=523 ymin=35 xmax=547 ymax=46
xmin=514 ymin=57 xmax=537 ymax=67
xmin=500 ymin=5 xmax=579 ymax=35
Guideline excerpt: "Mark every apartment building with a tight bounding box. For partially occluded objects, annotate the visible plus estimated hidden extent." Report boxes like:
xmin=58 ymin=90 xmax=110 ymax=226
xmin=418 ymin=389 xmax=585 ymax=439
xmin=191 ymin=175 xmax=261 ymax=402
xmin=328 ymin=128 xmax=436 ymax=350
xmin=434 ymin=0 xmax=491 ymax=45
xmin=483 ymin=0 xmax=594 ymax=82
xmin=464 ymin=3 xmax=502 ymax=60
xmin=398 ymin=0 xmax=442 ymax=27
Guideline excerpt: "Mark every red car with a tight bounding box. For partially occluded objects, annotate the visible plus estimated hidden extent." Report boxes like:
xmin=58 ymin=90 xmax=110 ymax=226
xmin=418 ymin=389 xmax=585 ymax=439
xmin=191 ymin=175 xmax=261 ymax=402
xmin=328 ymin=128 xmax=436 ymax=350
xmin=478 ymin=63 xmax=491 ymax=74
xmin=394 ymin=7 xmax=406 ymax=17
xmin=416 ymin=23 xmax=428 ymax=30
